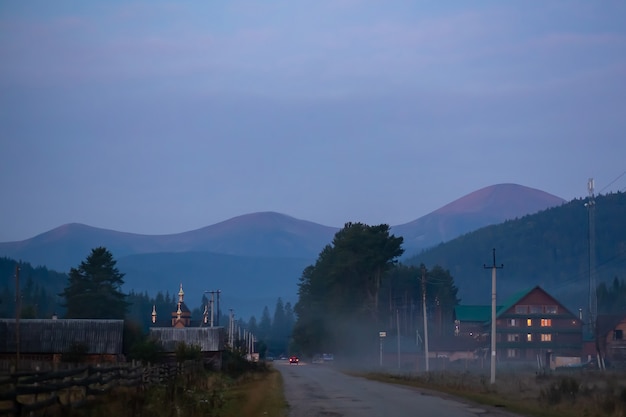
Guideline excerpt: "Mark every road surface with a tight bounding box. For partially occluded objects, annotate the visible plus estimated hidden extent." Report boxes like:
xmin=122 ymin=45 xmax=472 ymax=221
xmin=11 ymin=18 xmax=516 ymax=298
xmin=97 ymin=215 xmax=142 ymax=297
xmin=275 ymin=360 xmax=523 ymax=417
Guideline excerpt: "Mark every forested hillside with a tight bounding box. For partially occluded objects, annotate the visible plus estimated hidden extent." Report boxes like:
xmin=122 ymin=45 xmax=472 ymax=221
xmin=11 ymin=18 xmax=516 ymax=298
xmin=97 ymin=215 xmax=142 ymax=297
xmin=406 ymin=192 xmax=626 ymax=311
xmin=0 ymin=257 xmax=67 ymax=318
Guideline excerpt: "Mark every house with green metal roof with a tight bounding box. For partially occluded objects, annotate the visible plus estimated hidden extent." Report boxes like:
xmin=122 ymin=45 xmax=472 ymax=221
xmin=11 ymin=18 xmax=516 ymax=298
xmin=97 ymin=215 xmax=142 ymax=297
xmin=494 ymin=286 xmax=582 ymax=365
xmin=453 ymin=286 xmax=583 ymax=367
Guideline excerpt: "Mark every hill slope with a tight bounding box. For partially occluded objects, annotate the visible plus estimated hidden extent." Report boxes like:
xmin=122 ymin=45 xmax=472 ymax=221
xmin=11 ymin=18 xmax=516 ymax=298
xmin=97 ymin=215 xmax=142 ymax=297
xmin=405 ymin=191 xmax=626 ymax=312
xmin=393 ymin=183 xmax=565 ymax=257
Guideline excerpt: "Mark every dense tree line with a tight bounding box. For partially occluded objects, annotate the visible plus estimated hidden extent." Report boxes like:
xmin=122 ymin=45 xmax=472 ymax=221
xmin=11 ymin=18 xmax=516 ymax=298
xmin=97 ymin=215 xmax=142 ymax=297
xmin=242 ymin=298 xmax=295 ymax=358
xmin=0 ymin=257 xmax=66 ymax=318
xmin=293 ymin=223 xmax=426 ymax=354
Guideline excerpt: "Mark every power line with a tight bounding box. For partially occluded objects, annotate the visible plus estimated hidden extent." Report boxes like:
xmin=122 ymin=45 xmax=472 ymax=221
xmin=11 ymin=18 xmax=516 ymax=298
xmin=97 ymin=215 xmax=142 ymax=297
xmin=599 ymin=169 xmax=626 ymax=194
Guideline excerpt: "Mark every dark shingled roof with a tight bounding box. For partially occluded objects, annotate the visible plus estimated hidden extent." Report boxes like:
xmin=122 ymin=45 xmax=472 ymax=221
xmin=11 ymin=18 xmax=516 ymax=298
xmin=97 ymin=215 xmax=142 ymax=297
xmin=0 ymin=319 xmax=124 ymax=354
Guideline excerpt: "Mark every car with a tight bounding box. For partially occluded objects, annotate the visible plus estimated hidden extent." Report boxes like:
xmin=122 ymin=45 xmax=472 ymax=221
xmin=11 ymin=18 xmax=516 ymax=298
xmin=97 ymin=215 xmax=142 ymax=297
xmin=289 ymin=355 xmax=299 ymax=365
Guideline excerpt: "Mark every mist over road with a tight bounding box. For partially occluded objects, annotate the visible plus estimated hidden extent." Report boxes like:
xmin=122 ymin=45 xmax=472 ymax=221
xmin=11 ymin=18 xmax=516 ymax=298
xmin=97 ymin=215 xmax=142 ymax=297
xmin=275 ymin=360 xmax=522 ymax=417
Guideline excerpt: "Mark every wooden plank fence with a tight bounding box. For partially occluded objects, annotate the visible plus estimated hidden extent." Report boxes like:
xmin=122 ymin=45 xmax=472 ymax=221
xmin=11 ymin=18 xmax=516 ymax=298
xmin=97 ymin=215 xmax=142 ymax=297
xmin=0 ymin=362 xmax=197 ymax=416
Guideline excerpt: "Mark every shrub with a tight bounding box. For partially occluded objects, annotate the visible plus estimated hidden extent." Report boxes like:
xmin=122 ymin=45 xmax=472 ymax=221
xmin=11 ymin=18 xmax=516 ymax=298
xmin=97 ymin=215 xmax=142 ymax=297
xmin=175 ymin=341 xmax=202 ymax=362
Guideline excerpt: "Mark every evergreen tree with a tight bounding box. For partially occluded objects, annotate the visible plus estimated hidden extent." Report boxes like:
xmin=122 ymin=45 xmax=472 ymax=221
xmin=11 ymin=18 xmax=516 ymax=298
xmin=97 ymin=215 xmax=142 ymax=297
xmin=270 ymin=298 xmax=287 ymax=354
xmin=293 ymin=222 xmax=404 ymax=355
xmin=59 ymin=247 xmax=129 ymax=319
xmin=258 ymin=306 xmax=272 ymax=346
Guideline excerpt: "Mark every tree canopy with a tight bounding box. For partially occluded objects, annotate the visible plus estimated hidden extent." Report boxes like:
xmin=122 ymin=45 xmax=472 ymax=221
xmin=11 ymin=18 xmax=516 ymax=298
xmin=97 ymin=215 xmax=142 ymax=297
xmin=59 ymin=247 xmax=129 ymax=319
xmin=293 ymin=222 xmax=405 ymax=355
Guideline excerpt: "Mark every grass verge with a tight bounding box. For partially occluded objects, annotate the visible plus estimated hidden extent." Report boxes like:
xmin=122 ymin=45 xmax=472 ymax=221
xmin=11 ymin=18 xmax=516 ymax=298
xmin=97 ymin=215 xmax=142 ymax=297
xmin=357 ymin=370 xmax=626 ymax=417
xmin=221 ymin=368 xmax=288 ymax=417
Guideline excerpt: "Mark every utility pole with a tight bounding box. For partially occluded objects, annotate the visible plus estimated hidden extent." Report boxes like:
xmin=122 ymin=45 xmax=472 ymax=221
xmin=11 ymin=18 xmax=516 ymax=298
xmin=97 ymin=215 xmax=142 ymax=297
xmin=204 ymin=291 xmax=218 ymax=327
xmin=421 ymin=265 xmax=429 ymax=372
xmin=586 ymin=178 xmax=597 ymax=337
xmin=15 ymin=264 xmax=21 ymax=369
xmin=484 ymin=248 xmax=503 ymax=384
xmin=216 ymin=290 xmax=221 ymax=326
xmin=396 ymin=308 xmax=401 ymax=369
xmin=229 ymin=309 xmax=234 ymax=347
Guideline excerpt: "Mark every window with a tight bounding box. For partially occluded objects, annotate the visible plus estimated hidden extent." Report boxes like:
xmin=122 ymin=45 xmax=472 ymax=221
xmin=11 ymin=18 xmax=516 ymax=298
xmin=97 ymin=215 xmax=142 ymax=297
xmin=541 ymin=319 xmax=552 ymax=327
xmin=507 ymin=349 xmax=519 ymax=358
xmin=507 ymin=334 xmax=520 ymax=342
xmin=527 ymin=333 xmax=533 ymax=342
xmin=545 ymin=305 xmax=558 ymax=314
xmin=615 ymin=330 xmax=624 ymax=341
xmin=530 ymin=305 xmax=542 ymax=314
xmin=541 ymin=334 xmax=552 ymax=342
xmin=507 ymin=319 xmax=518 ymax=327
xmin=515 ymin=305 xmax=528 ymax=314
xmin=527 ymin=318 xmax=533 ymax=327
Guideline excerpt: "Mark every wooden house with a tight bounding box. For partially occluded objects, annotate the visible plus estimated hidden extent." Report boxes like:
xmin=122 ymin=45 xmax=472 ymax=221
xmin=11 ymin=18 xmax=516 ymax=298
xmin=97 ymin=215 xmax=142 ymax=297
xmin=596 ymin=314 xmax=626 ymax=368
xmin=453 ymin=305 xmax=492 ymax=341
xmin=453 ymin=286 xmax=583 ymax=367
xmin=493 ymin=286 xmax=582 ymax=366
xmin=0 ymin=318 xmax=124 ymax=367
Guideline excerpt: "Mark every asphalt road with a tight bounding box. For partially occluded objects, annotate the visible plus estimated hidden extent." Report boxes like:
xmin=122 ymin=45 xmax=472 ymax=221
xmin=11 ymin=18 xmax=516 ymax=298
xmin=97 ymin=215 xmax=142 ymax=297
xmin=275 ymin=359 xmax=524 ymax=417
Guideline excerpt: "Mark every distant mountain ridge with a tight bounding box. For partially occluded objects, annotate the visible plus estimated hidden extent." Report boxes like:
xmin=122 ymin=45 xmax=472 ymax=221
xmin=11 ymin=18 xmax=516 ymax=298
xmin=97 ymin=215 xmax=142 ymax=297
xmin=0 ymin=183 xmax=565 ymax=318
xmin=393 ymin=183 xmax=565 ymax=256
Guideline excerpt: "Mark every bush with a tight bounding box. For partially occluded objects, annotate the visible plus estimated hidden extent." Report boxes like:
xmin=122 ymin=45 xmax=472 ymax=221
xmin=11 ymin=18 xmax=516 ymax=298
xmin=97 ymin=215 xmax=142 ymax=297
xmin=129 ymin=338 xmax=163 ymax=364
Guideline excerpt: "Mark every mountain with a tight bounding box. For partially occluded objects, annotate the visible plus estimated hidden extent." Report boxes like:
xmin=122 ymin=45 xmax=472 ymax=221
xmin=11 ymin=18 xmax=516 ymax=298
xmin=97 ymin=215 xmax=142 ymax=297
xmin=0 ymin=212 xmax=338 ymax=272
xmin=405 ymin=191 xmax=626 ymax=314
xmin=0 ymin=183 xmax=566 ymax=318
xmin=392 ymin=183 xmax=565 ymax=257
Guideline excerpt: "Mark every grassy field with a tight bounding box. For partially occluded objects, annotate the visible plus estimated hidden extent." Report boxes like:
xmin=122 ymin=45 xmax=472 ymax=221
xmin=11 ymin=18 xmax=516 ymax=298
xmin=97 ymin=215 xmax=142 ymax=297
xmin=360 ymin=368 xmax=626 ymax=417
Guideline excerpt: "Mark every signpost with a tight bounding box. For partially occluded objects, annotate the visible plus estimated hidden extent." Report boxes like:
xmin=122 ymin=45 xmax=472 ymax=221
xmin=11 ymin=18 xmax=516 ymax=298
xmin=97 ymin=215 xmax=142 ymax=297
xmin=379 ymin=331 xmax=386 ymax=367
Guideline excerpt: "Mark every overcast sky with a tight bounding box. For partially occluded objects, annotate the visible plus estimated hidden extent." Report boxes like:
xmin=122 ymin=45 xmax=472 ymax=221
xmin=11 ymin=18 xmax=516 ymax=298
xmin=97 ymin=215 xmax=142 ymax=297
xmin=1 ymin=1 xmax=625 ymax=242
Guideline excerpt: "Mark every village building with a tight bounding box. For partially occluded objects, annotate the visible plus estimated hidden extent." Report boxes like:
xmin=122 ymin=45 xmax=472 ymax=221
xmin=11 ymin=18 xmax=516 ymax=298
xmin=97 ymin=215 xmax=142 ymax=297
xmin=0 ymin=318 xmax=124 ymax=370
xmin=594 ymin=314 xmax=626 ymax=369
xmin=149 ymin=284 xmax=225 ymax=369
xmin=454 ymin=286 xmax=583 ymax=368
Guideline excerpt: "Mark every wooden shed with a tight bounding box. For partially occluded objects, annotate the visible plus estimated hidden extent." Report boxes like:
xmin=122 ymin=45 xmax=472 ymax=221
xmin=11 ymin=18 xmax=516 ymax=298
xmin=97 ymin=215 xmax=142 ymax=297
xmin=0 ymin=318 xmax=124 ymax=367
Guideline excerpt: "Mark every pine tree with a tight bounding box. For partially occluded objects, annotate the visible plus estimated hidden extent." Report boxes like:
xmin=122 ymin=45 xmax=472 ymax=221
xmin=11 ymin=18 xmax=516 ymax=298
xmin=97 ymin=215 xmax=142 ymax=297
xmin=60 ymin=247 xmax=129 ymax=319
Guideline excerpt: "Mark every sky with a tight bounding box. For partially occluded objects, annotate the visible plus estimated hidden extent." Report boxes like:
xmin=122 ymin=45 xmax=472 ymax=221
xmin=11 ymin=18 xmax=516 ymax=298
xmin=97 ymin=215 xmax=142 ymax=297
xmin=1 ymin=1 xmax=625 ymax=242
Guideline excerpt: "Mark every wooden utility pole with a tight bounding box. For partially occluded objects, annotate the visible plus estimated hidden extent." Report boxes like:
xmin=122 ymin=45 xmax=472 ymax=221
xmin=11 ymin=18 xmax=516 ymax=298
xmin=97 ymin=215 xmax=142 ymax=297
xmin=484 ymin=249 xmax=503 ymax=384
xmin=421 ymin=265 xmax=429 ymax=372
xmin=15 ymin=264 xmax=21 ymax=369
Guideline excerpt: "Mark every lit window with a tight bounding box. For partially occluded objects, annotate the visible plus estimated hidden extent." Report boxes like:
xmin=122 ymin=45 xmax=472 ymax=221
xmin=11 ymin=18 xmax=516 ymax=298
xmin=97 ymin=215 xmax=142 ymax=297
xmin=541 ymin=319 xmax=552 ymax=327
xmin=508 ymin=319 xmax=518 ymax=327
xmin=527 ymin=318 xmax=532 ymax=327
xmin=541 ymin=334 xmax=552 ymax=342
xmin=527 ymin=333 xmax=532 ymax=342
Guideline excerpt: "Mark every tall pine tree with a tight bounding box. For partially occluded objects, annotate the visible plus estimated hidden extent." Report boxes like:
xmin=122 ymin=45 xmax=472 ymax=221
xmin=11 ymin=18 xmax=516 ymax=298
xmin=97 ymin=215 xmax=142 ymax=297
xmin=60 ymin=247 xmax=129 ymax=319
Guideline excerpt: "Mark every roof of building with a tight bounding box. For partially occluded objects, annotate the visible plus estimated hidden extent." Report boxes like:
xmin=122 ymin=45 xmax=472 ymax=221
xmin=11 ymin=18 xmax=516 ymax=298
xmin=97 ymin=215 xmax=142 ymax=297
xmin=454 ymin=305 xmax=494 ymax=323
xmin=454 ymin=286 xmax=579 ymax=324
xmin=495 ymin=285 xmax=578 ymax=318
xmin=0 ymin=319 xmax=124 ymax=354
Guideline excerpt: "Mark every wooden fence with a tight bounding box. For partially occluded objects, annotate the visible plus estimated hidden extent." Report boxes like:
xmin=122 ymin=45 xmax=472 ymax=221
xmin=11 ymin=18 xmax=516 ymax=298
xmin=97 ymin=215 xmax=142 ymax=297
xmin=0 ymin=362 xmax=197 ymax=416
